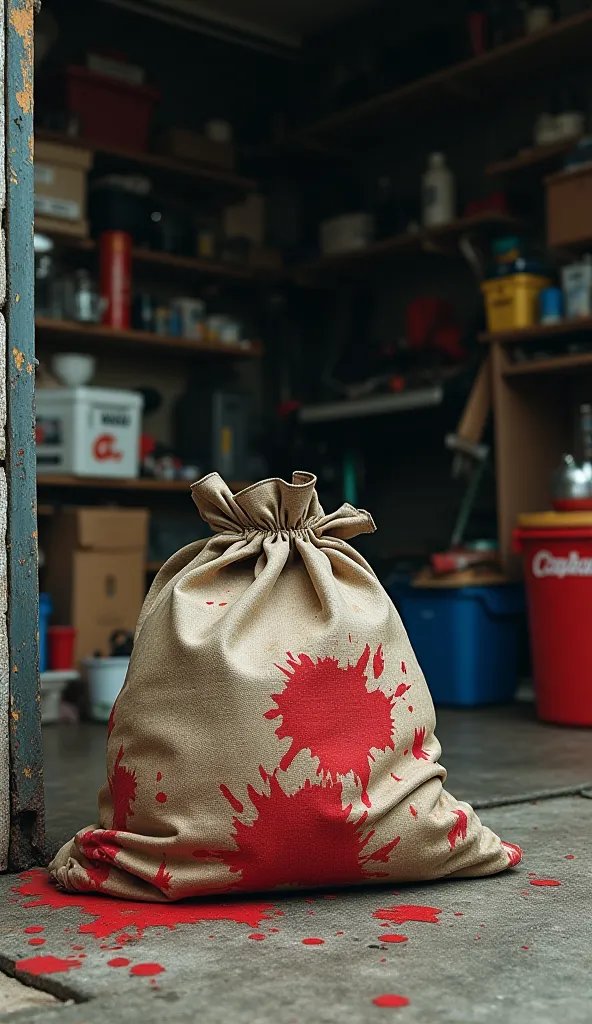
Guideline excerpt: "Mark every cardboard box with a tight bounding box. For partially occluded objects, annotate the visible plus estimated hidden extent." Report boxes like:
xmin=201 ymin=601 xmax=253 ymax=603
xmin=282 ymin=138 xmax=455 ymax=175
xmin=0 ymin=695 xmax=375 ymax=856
xmin=546 ymin=165 xmax=592 ymax=248
xmin=46 ymin=507 xmax=149 ymax=662
xmin=157 ymin=128 xmax=235 ymax=170
xmin=35 ymin=140 xmax=92 ymax=238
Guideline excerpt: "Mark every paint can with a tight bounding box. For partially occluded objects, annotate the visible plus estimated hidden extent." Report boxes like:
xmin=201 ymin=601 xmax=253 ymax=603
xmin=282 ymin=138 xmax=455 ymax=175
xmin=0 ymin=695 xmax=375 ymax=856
xmin=100 ymin=230 xmax=132 ymax=329
xmin=83 ymin=656 xmax=129 ymax=722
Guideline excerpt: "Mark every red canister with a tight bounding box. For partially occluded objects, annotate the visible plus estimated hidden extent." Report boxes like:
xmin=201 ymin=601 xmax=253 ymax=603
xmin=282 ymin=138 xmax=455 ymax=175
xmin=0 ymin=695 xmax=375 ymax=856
xmin=48 ymin=626 xmax=77 ymax=671
xmin=100 ymin=230 xmax=131 ymax=329
xmin=513 ymin=511 xmax=592 ymax=726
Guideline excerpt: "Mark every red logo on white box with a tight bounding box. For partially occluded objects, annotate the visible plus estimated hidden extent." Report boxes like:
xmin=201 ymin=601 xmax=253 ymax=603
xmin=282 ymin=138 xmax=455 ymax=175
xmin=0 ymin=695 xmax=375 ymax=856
xmin=93 ymin=434 xmax=123 ymax=461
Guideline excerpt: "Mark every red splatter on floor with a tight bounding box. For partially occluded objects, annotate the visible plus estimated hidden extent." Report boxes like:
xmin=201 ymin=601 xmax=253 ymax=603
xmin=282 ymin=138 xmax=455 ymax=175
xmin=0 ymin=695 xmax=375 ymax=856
xmin=381 ymin=934 xmax=408 ymax=943
xmin=373 ymin=645 xmax=385 ymax=679
xmin=530 ymin=879 xmax=561 ymax=887
xmin=130 ymin=963 xmax=165 ymax=977
xmin=447 ymin=809 xmax=468 ymax=851
xmin=302 ymin=938 xmax=324 ymax=945
xmin=269 ymin=928 xmax=280 ymax=933
xmin=502 ymin=842 xmax=523 ymax=867
xmin=522 ymin=946 xmax=529 ymax=951
xmin=264 ymin=646 xmax=394 ymax=808
xmin=16 ymin=956 xmax=82 ymax=976
xmin=409 ymin=805 xmax=417 ymax=818
xmin=206 ymin=602 xmax=214 ymax=606
xmin=220 ymin=784 xmax=244 ymax=815
xmin=109 ymin=746 xmax=137 ymax=830
xmin=336 ymin=931 xmax=344 ymax=935
xmin=248 ymin=933 xmax=266 ymax=941
xmin=454 ymin=912 xmax=464 ymax=917
xmin=394 ymin=683 xmax=410 ymax=699
xmin=219 ymin=602 xmax=227 ymax=607
xmin=372 ymin=994 xmax=410 ymax=1008
xmin=373 ymin=905 xmax=441 ymax=926
xmin=27 ymin=938 xmax=45 ymax=946
xmin=155 ymin=792 xmax=167 ymax=804
xmin=204 ymin=773 xmax=401 ymax=892
xmin=24 ymin=926 xmax=44 ymax=934
xmin=14 ymin=870 xmax=276 ymax=943
xmin=408 ymin=706 xmax=413 ymax=713
xmin=565 ymin=855 xmax=574 ymax=860
xmin=108 ymin=957 xmax=131 ymax=967
xmin=71 ymin=945 xmax=84 ymax=950
xmin=412 ymin=727 xmax=429 ymax=761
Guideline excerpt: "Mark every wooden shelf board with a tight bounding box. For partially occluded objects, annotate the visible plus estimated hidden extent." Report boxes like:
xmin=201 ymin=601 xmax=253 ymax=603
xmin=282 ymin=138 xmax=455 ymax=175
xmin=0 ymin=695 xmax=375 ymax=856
xmin=35 ymin=317 xmax=261 ymax=358
xmin=37 ymin=475 xmax=252 ymax=492
xmin=504 ymin=352 xmax=592 ymax=376
xmin=295 ymin=212 xmax=521 ymax=279
xmin=293 ymin=11 xmax=592 ymax=146
xmin=479 ymin=317 xmax=592 ymax=345
xmin=36 ymin=129 xmax=256 ymax=195
xmin=485 ymin=138 xmax=581 ymax=178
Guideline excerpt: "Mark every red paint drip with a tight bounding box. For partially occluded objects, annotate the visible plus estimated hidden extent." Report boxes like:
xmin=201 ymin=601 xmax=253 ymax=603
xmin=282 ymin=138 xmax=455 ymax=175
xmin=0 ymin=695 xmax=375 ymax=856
xmin=108 ymin=957 xmax=130 ymax=967
xmin=502 ymin=841 xmax=523 ymax=867
xmin=220 ymin=784 xmax=243 ymax=815
xmin=130 ymin=963 xmax=165 ymax=977
xmin=302 ymin=937 xmax=324 ymax=945
xmin=28 ymin=938 xmax=45 ymax=946
xmin=206 ymin=601 xmax=214 ymax=606
xmin=24 ymin=926 xmax=44 ymax=934
xmin=373 ymin=644 xmax=385 ymax=679
xmin=381 ymin=934 xmax=408 ymax=943
xmin=373 ymin=994 xmax=410 ymax=1008
xmin=16 ymin=956 xmax=82 ymax=976
xmin=391 ymin=774 xmax=403 ymax=782
xmin=401 ymin=662 xmax=407 ymax=674
xmin=409 ymin=805 xmax=417 ymax=818
xmin=374 ymin=905 xmax=441 ymax=925
xmin=153 ymin=859 xmax=172 ymax=893
xmin=248 ymin=933 xmax=266 ymax=941
xmin=15 ymin=870 xmax=275 ymax=942
xmin=408 ymin=705 xmax=413 ymax=712
xmin=530 ymin=879 xmax=561 ymax=887
xmin=155 ymin=792 xmax=167 ymax=804
xmin=394 ymin=683 xmax=411 ymax=698
xmin=156 ymin=772 xmax=162 ymax=783
xmin=447 ymin=809 xmax=468 ymax=851
xmin=565 ymin=854 xmax=574 ymax=860
xmin=265 ymin=646 xmax=394 ymax=807
xmin=219 ymin=602 xmax=227 ymax=607
xmin=207 ymin=773 xmax=400 ymax=891
xmin=109 ymin=746 xmax=137 ymax=830
xmin=412 ymin=727 xmax=429 ymax=761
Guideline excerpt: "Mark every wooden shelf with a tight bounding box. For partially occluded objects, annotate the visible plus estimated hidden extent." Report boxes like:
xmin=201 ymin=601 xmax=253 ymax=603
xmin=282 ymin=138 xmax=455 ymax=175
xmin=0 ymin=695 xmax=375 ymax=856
xmin=479 ymin=317 xmax=592 ymax=345
xmin=35 ymin=129 xmax=256 ymax=197
xmin=295 ymin=212 xmax=521 ymax=279
xmin=35 ymin=317 xmax=261 ymax=358
xmin=292 ymin=11 xmax=592 ymax=147
xmin=504 ymin=352 xmax=592 ymax=376
xmin=485 ymin=138 xmax=581 ymax=179
xmin=37 ymin=475 xmax=252 ymax=492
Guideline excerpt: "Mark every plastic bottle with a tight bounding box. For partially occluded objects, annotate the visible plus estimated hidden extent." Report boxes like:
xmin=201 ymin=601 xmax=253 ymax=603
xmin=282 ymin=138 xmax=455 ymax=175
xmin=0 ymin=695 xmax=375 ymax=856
xmin=422 ymin=152 xmax=455 ymax=227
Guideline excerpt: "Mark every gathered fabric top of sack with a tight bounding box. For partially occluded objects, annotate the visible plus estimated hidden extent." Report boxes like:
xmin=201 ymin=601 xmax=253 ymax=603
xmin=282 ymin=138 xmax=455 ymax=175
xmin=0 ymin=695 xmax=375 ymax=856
xmin=50 ymin=472 xmax=522 ymax=901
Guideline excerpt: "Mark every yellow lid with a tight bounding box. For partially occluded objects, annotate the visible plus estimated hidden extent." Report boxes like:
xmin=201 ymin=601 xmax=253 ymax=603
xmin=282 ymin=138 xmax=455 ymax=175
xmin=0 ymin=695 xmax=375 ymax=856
xmin=518 ymin=510 xmax=592 ymax=528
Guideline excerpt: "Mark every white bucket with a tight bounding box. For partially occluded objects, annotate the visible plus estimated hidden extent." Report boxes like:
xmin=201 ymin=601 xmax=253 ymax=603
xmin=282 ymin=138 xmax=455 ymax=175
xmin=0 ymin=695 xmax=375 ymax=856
xmin=83 ymin=656 xmax=129 ymax=722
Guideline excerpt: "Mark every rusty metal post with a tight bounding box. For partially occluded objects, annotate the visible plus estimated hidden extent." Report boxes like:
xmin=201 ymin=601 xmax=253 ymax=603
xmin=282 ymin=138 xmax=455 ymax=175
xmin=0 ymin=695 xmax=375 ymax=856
xmin=5 ymin=0 xmax=45 ymax=869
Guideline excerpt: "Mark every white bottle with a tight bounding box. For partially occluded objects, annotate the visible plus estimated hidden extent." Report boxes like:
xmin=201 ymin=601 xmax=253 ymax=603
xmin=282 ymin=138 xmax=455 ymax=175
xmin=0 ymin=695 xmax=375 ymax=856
xmin=422 ymin=152 xmax=455 ymax=227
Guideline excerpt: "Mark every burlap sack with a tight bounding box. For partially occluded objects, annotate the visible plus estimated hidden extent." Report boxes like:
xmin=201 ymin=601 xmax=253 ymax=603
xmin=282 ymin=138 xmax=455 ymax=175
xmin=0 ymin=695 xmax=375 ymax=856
xmin=50 ymin=472 xmax=522 ymax=901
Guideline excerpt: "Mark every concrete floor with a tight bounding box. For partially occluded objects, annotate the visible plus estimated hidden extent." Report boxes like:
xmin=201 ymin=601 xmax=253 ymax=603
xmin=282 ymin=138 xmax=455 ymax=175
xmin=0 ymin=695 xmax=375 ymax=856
xmin=1 ymin=707 xmax=592 ymax=1023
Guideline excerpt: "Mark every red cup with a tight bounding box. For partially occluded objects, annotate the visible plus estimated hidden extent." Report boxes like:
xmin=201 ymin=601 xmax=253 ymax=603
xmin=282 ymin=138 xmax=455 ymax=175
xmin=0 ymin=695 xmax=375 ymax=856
xmin=48 ymin=626 xmax=77 ymax=671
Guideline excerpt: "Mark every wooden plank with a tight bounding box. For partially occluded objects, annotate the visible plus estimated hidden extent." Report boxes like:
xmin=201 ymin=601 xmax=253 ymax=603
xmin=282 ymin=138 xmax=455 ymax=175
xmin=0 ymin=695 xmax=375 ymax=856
xmin=131 ymin=247 xmax=252 ymax=280
xmin=485 ymin=138 xmax=580 ymax=178
xmin=36 ymin=475 xmax=252 ymax=493
xmin=479 ymin=318 xmax=592 ymax=344
xmin=6 ymin=0 xmax=44 ymax=870
xmin=504 ymin=352 xmax=592 ymax=376
xmin=35 ymin=318 xmax=262 ymax=358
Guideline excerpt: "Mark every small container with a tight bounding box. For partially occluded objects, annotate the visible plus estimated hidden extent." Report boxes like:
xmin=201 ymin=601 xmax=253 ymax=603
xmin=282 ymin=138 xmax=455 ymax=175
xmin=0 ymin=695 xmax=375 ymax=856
xmin=561 ymin=258 xmax=592 ymax=318
xmin=422 ymin=152 xmax=455 ymax=227
xmin=539 ymin=286 xmax=563 ymax=324
xmin=48 ymin=626 xmax=77 ymax=671
xmin=83 ymin=655 xmax=130 ymax=722
xmin=100 ymin=230 xmax=132 ymax=329
xmin=525 ymin=4 xmax=553 ymax=33
xmin=481 ymin=272 xmax=551 ymax=332
xmin=39 ymin=593 xmax=53 ymax=673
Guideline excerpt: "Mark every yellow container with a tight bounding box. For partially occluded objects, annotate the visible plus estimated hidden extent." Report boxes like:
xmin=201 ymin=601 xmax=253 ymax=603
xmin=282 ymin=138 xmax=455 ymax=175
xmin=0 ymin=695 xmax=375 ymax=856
xmin=481 ymin=273 xmax=551 ymax=333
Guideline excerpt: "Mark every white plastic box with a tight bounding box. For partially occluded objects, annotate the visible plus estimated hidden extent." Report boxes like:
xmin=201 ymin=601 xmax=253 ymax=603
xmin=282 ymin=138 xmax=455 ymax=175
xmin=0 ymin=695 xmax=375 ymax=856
xmin=36 ymin=386 xmax=143 ymax=478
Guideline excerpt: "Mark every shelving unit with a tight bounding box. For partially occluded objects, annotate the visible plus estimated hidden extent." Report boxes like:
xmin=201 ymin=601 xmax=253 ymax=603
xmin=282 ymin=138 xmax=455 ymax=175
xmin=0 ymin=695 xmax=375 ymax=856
xmin=35 ymin=317 xmax=262 ymax=357
xmin=479 ymin=318 xmax=592 ymax=345
xmin=36 ymin=474 xmax=252 ymax=492
xmin=485 ymin=138 xmax=581 ymax=179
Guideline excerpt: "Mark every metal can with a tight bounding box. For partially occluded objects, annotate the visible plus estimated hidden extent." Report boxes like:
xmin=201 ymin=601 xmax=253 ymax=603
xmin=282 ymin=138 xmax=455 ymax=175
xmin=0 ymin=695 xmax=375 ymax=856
xmin=100 ymin=230 xmax=132 ymax=329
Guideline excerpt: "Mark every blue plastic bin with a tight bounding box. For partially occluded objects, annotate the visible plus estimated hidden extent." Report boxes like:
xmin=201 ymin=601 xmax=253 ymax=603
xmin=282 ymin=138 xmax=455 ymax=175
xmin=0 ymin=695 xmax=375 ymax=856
xmin=39 ymin=593 xmax=53 ymax=673
xmin=398 ymin=583 xmax=525 ymax=707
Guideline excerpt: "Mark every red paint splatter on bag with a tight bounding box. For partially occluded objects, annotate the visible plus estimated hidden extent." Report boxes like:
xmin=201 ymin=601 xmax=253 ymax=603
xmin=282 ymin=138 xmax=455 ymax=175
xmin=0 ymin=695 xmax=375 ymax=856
xmin=373 ymin=994 xmax=409 ymax=1008
xmin=394 ymin=683 xmax=411 ymax=698
xmin=302 ymin=937 xmax=324 ymax=945
xmin=382 ymin=934 xmax=408 ymax=943
xmin=391 ymin=774 xmax=403 ymax=782
xmin=447 ymin=809 xmax=468 ymax=850
xmin=155 ymin=792 xmax=167 ymax=804
xmin=264 ymin=646 xmax=394 ymax=807
xmin=373 ymin=645 xmax=385 ymax=679
xmin=130 ymin=963 xmax=165 ymax=977
xmin=109 ymin=747 xmax=137 ymax=830
xmin=502 ymin=841 xmax=523 ymax=867
xmin=220 ymin=784 xmax=244 ymax=814
xmin=373 ymin=905 xmax=441 ymax=926
xmin=16 ymin=955 xmax=82 ymax=976
xmin=401 ymin=662 xmax=406 ymax=674
xmin=14 ymin=870 xmax=275 ymax=943
xmin=78 ymin=829 xmax=122 ymax=891
xmin=409 ymin=805 xmax=417 ymax=818
xmin=156 ymin=772 xmax=162 ymax=783
xmin=202 ymin=773 xmax=400 ymax=892
xmin=530 ymin=879 xmax=561 ymax=887
xmin=408 ymin=706 xmax=413 ymax=713
xmin=219 ymin=602 xmax=227 ymax=607
xmin=108 ymin=957 xmax=130 ymax=967
xmin=412 ymin=727 xmax=429 ymax=761
xmin=154 ymin=860 xmax=172 ymax=893
xmin=206 ymin=602 xmax=214 ymax=606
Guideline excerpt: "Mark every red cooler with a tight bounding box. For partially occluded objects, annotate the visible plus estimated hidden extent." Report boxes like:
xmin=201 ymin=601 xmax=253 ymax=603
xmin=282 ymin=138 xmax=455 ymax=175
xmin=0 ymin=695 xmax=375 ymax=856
xmin=514 ymin=511 xmax=592 ymax=725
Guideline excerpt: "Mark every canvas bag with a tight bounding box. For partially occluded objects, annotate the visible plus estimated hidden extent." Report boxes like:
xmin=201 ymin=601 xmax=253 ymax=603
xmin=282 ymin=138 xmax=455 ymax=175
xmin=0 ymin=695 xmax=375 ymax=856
xmin=50 ymin=472 xmax=521 ymax=901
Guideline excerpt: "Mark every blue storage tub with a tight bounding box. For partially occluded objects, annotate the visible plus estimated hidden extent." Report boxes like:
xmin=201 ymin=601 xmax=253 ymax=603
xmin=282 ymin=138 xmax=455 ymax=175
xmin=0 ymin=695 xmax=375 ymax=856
xmin=398 ymin=583 xmax=525 ymax=707
xmin=39 ymin=593 xmax=53 ymax=673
